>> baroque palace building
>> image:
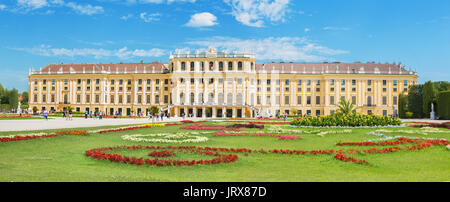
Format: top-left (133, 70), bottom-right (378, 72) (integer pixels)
top-left (28, 48), bottom-right (418, 118)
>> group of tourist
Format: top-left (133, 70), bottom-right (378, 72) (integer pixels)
top-left (84, 110), bottom-right (104, 120)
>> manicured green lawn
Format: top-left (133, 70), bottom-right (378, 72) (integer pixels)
top-left (0, 122), bottom-right (449, 182)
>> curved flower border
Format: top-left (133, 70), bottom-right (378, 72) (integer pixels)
top-left (122, 133), bottom-right (208, 144)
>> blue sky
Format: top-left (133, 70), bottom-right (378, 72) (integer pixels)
top-left (0, 0), bottom-right (449, 92)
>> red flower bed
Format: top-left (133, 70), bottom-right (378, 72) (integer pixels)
top-left (0, 134), bottom-right (62, 142)
top-left (97, 126), bottom-right (151, 134)
top-left (1, 129), bottom-right (90, 143)
top-left (85, 145), bottom-right (240, 167)
top-left (148, 150), bottom-right (177, 158)
top-left (226, 123), bottom-right (264, 129)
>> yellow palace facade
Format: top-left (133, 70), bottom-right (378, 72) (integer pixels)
top-left (28, 48), bottom-right (418, 118)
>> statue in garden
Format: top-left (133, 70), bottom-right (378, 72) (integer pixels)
top-left (430, 102), bottom-right (435, 120)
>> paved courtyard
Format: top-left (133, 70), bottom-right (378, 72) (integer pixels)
top-left (0, 117), bottom-right (206, 132)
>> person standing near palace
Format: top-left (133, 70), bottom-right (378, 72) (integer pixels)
top-left (43, 109), bottom-right (48, 120)
top-left (68, 109), bottom-right (73, 121)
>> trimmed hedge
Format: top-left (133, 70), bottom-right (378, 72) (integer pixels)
top-left (437, 91), bottom-right (450, 120)
top-left (290, 114), bottom-right (402, 127)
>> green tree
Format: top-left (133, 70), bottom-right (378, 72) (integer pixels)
top-left (398, 93), bottom-right (408, 118)
top-left (407, 84), bottom-right (423, 118)
top-left (21, 91), bottom-right (29, 105)
top-left (422, 81), bottom-right (436, 117)
top-left (8, 88), bottom-right (19, 110)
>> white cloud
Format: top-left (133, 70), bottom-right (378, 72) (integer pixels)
top-left (185, 36), bottom-right (348, 62)
top-left (66, 2), bottom-right (104, 15)
top-left (0, 4), bottom-right (7, 10)
top-left (304, 28), bottom-right (310, 33)
top-left (185, 12), bottom-right (218, 27)
top-left (224, 0), bottom-right (290, 27)
top-left (140, 12), bottom-right (161, 22)
top-left (120, 14), bottom-right (133, 20)
top-left (17, 0), bottom-right (48, 10)
top-left (13, 0), bottom-right (103, 15)
top-left (323, 26), bottom-right (351, 31)
top-left (11, 44), bottom-right (166, 59)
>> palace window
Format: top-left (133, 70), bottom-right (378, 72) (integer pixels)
top-left (209, 62), bottom-right (214, 71)
top-left (316, 96), bottom-right (320, 105)
top-left (383, 80), bottom-right (387, 85)
top-left (352, 80), bottom-right (356, 85)
top-left (341, 79), bottom-right (345, 85)
top-left (138, 79), bottom-right (142, 85)
top-left (181, 62), bottom-right (186, 71)
top-left (330, 96), bottom-right (335, 105)
top-left (238, 62), bottom-right (243, 70)
top-left (307, 80), bottom-right (311, 85)
top-left (368, 80), bottom-right (372, 85)
top-left (306, 96), bottom-right (311, 105)
top-left (316, 80), bottom-right (320, 85)
top-left (228, 62), bottom-right (233, 71)
top-left (190, 62), bottom-right (195, 71)
top-left (219, 62), bottom-right (223, 71)
top-left (297, 80), bottom-right (302, 85)
top-left (393, 80), bottom-right (398, 86)
top-left (393, 96), bottom-right (398, 105)
top-left (330, 79), bottom-right (335, 85)
top-left (285, 96), bottom-right (289, 105)
top-left (297, 96), bottom-right (302, 105)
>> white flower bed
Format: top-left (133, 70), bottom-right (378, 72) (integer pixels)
top-left (365, 131), bottom-right (447, 142)
top-left (229, 125), bottom-right (352, 137)
top-left (122, 133), bottom-right (208, 144)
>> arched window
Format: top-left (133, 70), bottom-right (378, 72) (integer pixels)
top-left (200, 62), bottom-right (204, 71)
top-left (219, 62), bottom-right (223, 71)
top-left (238, 61), bottom-right (243, 70)
top-left (198, 93), bottom-right (203, 104)
top-left (237, 93), bottom-right (243, 105)
top-left (190, 62), bottom-right (195, 71)
top-left (190, 93), bottom-right (195, 105)
top-left (218, 93), bottom-right (224, 104)
top-left (181, 62), bottom-right (186, 71)
top-left (251, 62), bottom-right (254, 71)
top-left (227, 93), bottom-right (233, 105)
top-left (228, 62), bottom-right (233, 71)
top-left (180, 93), bottom-right (185, 105)
top-left (209, 62), bottom-right (214, 71)
top-left (208, 93), bottom-right (214, 104)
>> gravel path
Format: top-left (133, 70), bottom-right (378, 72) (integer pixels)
top-left (0, 117), bottom-right (205, 132)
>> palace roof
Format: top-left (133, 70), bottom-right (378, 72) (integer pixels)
top-left (255, 62), bottom-right (416, 75)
